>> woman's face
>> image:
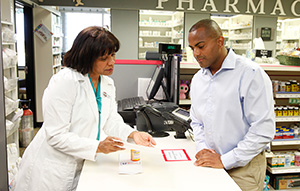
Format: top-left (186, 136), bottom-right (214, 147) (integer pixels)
top-left (92, 52), bottom-right (115, 76)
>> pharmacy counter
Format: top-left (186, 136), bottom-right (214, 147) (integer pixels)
top-left (76, 132), bottom-right (241, 191)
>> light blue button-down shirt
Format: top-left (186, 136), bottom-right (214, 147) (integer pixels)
top-left (190, 49), bottom-right (275, 170)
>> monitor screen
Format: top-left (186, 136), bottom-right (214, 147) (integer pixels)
top-left (146, 65), bottom-right (166, 101)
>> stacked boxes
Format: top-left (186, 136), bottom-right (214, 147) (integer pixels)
top-left (272, 80), bottom-right (300, 93)
top-left (274, 125), bottom-right (300, 140)
top-left (267, 151), bottom-right (300, 168)
top-left (275, 106), bottom-right (299, 117)
top-left (267, 172), bottom-right (300, 190)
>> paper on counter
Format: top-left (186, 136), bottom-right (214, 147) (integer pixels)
top-left (161, 149), bottom-right (191, 162)
top-left (119, 151), bottom-right (143, 175)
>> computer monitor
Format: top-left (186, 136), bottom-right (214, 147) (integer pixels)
top-left (146, 65), bottom-right (169, 101)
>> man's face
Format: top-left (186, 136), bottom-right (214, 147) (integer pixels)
top-left (188, 27), bottom-right (221, 69)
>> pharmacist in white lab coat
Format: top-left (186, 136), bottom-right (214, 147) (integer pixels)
top-left (14, 26), bottom-right (156, 191)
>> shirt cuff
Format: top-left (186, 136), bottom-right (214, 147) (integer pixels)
top-left (196, 142), bottom-right (208, 152)
top-left (221, 150), bottom-right (237, 170)
top-left (89, 140), bottom-right (100, 161)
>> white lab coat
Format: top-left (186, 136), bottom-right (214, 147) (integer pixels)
top-left (14, 68), bottom-right (135, 191)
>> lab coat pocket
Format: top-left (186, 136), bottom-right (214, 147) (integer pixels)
top-left (39, 158), bottom-right (76, 191)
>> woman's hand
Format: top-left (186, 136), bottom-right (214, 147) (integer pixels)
top-left (96, 136), bottom-right (125, 154)
top-left (129, 131), bottom-right (156, 147)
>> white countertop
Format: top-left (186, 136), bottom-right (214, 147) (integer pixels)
top-left (76, 132), bottom-right (241, 191)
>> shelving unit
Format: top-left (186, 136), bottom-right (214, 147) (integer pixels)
top-left (267, 69), bottom-right (300, 184)
top-left (1, 0), bottom-right (20, 154)
top-left (138, 10), bottom-right (183, 59)
top-left (212, 15), bottom-right (253, 55)
top-left (178, 63), bottom-right (300, 106)
top-left (33, 6), bottom-right (62, 123)
top-left (211, 16), bottom-right (230, 48)
top-left (228, 15), bottom-right (253, 55)
top-left (277, 18), bottom-right (300, 52)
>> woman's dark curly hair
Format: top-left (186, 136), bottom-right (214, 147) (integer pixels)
top-left (63, 26), bottom-right (120, 75)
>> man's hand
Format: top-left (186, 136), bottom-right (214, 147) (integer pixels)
top-left (129, 131), bottom-right (156, 147)
top-left (194, 149), bottom-right (224, 168)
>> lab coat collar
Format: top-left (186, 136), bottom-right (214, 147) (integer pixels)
top-left (81, 73), bottom-right (114, 131)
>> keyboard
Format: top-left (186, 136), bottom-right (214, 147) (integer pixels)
top-left (118, 96), bottom-right (146, 111)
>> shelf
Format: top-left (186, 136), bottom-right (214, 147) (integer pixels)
top-left (180, 62), bottom-right (200, 69)
top-left (140, 35), bottom-right (171, 38)
top-left (173, 23), bottom-right (183, 28)
top-left (231, 47), bottom-right (249, 50)
top-left (140, 24), bottom-right (172, 28)
top-left (260, 64), bottom-right (300, 72)
top-left (229, 37), bottom-right (252, 40)
top-left (6, 120), bottom-right (19, 138)
top-left (275, 93), bottom-right (300, 98)
top-left (180, 63), bottom-right (300, 72)
top-left (282, 38), bottom-right (299, 41)
top-left (139, 46), bottom-right (158, 49)
top-left (52, 64), bottom-right (61, 68)
top-left (1, 21), bottom-right (13, 25)
top-left (53, 52), bottom-right (61, 55)
top-left (172, 37), bottom-right (182, 40)
top-left (2, 42), bottom-right (15, 45)
top-left (230, 26), bottom-right (252, 30)
top-left (179, 99), bottom-right (191, 105)
top-left (275, 117), bottom-right (300, 122)
top-left (272, 138), bottom-right (300, 146)
top-left (267, 166), bottom-right (300, 174)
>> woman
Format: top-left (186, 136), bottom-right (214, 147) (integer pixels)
top-left (15, 26), bottom-right (156, 191)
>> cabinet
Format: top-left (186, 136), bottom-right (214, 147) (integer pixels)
top-left (33, 6), bottom-right (62, 123)
top-left (1, 0), bottom-right (20, 155)
top-left (138, 10), bottom-right (183, 59)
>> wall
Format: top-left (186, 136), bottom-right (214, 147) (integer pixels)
top-left (111, 9), bottom-right (138, 59)
top-left (253, 15), bottom-right (277, 57)
top-left (36, 0), bottom-right (300, 18)
top-left (184, 12), bottom-right (210, 48)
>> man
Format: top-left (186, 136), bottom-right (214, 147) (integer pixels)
top-left (188, 19), bottom-right (275, 191)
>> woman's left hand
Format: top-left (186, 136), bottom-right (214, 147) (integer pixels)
top-left (129, 131), bottom-right (156, 147)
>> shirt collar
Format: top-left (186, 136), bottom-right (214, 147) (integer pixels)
top-left (201, 49), bottom-right (237, 75)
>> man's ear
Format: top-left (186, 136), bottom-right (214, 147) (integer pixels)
top-left (217, 36), bottom-right (225, 47)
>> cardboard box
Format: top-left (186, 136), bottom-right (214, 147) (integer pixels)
top-left (268, 172), bottom-right (300, 190)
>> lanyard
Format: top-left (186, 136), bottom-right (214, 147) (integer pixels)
top-left (88, 74), bottom-right (102, 140)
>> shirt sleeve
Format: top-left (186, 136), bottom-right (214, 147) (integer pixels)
top-left (221, 67), bottom-right (275, 169)
top-left (190, 78), bottom-right (209, 152)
